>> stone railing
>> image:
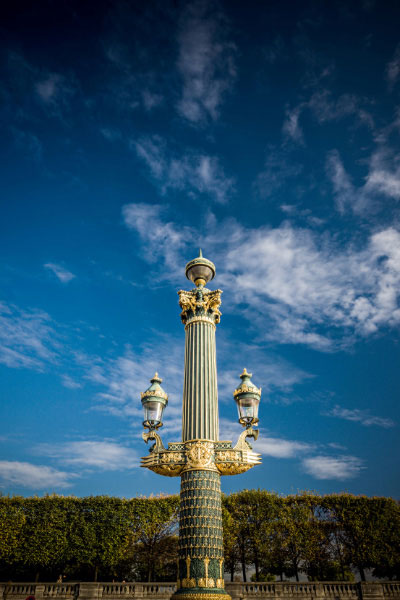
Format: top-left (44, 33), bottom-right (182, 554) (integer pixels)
top-left (0, 582), bottom-right (399, 600)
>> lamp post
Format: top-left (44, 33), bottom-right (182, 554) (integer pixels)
top-left (141, 251), bottom-right (261, 600)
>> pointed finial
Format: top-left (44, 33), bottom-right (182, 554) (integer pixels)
top-left (151, 372), bottom-right (162, 383)
top-left (199, 248), bottom-right (203, 257)
top-left (240, 367), bottom-right (252, 379)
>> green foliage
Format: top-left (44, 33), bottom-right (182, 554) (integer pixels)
top-left (0, 491), bottom-right (398, 582)
top-left (222, 491), bottom-right (400, 582)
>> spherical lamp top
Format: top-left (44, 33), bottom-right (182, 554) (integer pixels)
top-left (185, 249), bottom-right (216, 287)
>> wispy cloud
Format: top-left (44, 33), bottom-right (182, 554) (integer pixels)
top-left (302, 455), bottom-right (364, 480)
top-left (255, 148), bottom-right (303, 198)
top-left (256, 436), bottom-right (314, 459)
top-left (122, 206), bottom-right (400, 350)
top-left (82, 340), bottom-right (185, 437)
top-left (327, 146), bottom-right (400, 214)
top-left (385, 44), bottom-right (400, 89)
top-left (282, 106), bottom-right (304, 144)
top-left (0, 460), bottom-right (74, 489)
top-left (61, 375), bottom-right (82, 389)
top-left (0, 301), bottom-right (59, 370)
top-left (219, 419), bottom-right (313, 458)
top-left (35, 73), bottom-right (75, 111)
top-left (37, 441), bottom-right (138, 470)
top-left (176, 0), bottom-right (236, 124)
top-left (6, 51), bottom-right (76, 121)
top-left (283, 90), bottom-right (373, 145)
top-left (222, 223), bottom-right (400, 348)
top-left (132, 136), bottom-right (235, 204)
top-left (44, 263), bottom-right (76, 283)
top-left (220, 420), bottom-right (362, 479)
top-left (122, 203), bottom-right (192, 279)
top-left (326, 405), bottom-right (395, 428)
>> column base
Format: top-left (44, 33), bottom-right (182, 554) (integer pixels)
top-left (171, 593), bottom-right (231, 600)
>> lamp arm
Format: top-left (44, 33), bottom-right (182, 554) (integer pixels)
top-left (142, 430), bottom-right (165, 453)
top-left (233, 426), bottom-right (259, 451)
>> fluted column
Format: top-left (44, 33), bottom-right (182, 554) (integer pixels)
top-left (182, 318), bottom-right (219, 441)
top-left (173, 283), bottom-right (229, 600)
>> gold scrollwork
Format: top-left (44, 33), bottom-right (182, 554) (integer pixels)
top-left (171, 594), bottom-right (231, 600)
top-left (185, 441), bottom-right (214, 470)
top-left (233, 384), bottom-right (261, 397)
top-left (178, 289), bottom-right (222, 325)
top-left (141, 389), bottom-right (169, 400)
top-left (182, 578), bottom-right (196, 588)
top-left (198, 557), bottom-right (215, 588)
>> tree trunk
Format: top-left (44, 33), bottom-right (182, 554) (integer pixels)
top-left (35, 572), bottom-right (40, 583)
top-left (254, 549), bottom-right (259, 580)
top-left (359, 566), bottom-right (366, 582)
top-left (241, 550), bottom-right (246, 582)
top-left (334, 532), bottom-right (346, 581)
top-left (280, 572), bottom-right (283, 582)
top-left (230, 563), bottom-right (234, 582)
top-left (94, 565), bottom-right (98, 582)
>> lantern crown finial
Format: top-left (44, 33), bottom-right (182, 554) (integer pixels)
top-left (151, 372), bottom-right (162, 384)
top-left (240, 367), bottom-right (252, 380)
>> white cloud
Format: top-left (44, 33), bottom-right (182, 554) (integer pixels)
top-left (44, 263), bottom-right (76, 283)
top-left (35, 74), bottom-right (64, 103)
top-left (222, 223), bottom-right (400, 348)
top-left (385, 44), bottom-right (400, 89)
top-left (141, 89), bottom-right (163, 111)
top-left (282, 106), bottom-right (304, 143)
top-left (327, 146), bottom-right (400, 214)
top-left (133, 136), bottom-right (234, 204)
top-left (37, 441), bottom-right (138, 470)
top-left (255, 148), bottom-right (303, 198)
top-left (0, 301), bottom-right (59, 370)
top-left (283, 90), bottom-right (373, 144)
top-left (83, 341), bottom-right (185, 437)
top-left (364, 148), bottom-right (400, 200)
top-left (176, 0), bottom-right (236, 123)
top-left (61, 375), bottom-right (82, 389)
top-left (256, 436), bottom-right (314, 459)
top-left (0, 460), bottom-right (73, 489)
top-left (302, 455), bottom-right (364, 480)
top-left (122, 206), bottom-right (400, 349)
top-left (327, 405), bottom-right (395, 428)
top-left (122, 203), bottom-right (192, 279)
top-left (326, 150), bottom-right (364, 214)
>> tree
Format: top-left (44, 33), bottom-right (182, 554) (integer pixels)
top-left (128, 495), bottom-right (179, 582)
top-left (0, 497), bottom-right (25, 578)
top-left (321, 494), bottom-right (392, 581)
top-left (66, 496), bottom-right (134, 581)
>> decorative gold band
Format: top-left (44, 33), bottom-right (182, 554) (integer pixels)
top-left (185, 316), bottom-right (216, 329)
top-left (172, 594), bottom-right (231, 600)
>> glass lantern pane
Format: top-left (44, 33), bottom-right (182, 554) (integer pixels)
top-left (144, 400), bottom-right (164, 424)
top-left (236, 396), bottom-right (259, 422)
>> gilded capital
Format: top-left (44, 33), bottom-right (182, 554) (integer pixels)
top-left (178, 287), bottom-right (222, 325)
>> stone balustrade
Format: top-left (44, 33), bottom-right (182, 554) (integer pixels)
top-left (0, 582), bottom-right (399, 600)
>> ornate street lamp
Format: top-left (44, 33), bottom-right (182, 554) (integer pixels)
top-left (141, 251), bottom-right (261, 600)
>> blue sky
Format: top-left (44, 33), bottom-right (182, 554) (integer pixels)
top-left (1, 0), bottom-right (400, 498)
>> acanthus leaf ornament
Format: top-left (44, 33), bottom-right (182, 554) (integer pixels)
top-left (178, 288), bottom-right (222, 325)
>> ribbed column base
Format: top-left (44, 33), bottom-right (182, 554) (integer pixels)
top-left (173, 470), bottom-right (228, 600)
